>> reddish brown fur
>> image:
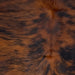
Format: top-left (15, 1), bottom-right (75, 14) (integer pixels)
top-left (0, 0), bottom-right (75, 75)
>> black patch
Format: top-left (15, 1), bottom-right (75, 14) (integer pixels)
top-left (59, 46), bottom-right (73, 61)
top-left (28, 54), bottom-right (42, 59)
top-left (0, 37), bottom-right (11, 40)
top-left (24, 59), bottom-right (30, 62)
top-left (0, 9), bottom-right (20, 13)
top-left (56, 62), bottom-right (67, 74)
top-left (14, 50), bottom-right (19, 54)
top-left (57, 11), bottom-right (72, 18)
top-left (67, 73), bottom-right (75, 75)
top-left (58, 40), bottom-right (64, 44)
top-left (33, 38), bottom-right (46, 43)
top-left (67, 30), bottom-right (75, 39)
top-left (40, 13), bottom-right (47, 18)
top-left (28, 46), bottom-right (44, 55)
top-left (63, 0), bottom-right (68, 3)
top-left (0, 61), bottom-right (14, 74)
top-left (57, 22), bottom-right (64, 25)
top-left (19, 21), bottom-right (27, 27)
top-left (28, 46), bottom-right (44, 59)
top-left (29, 27), bottom-right (38, 34)
top-left (33, 18), bottom-right (42, 23)
top-left (37, 55), bottom-right (46, 64)
top-left (33, 13), bottom-right (47, 23)
top-left (44, 64), bottom-right (50, 75)
top-left (29, 42), bottom-right (39, 49)
top-left (29, 38), bottom-right (46, 49)
top-left (25, 27), bottom-right (38, 35)
top-left (67, 65), bottom-right (75, 71)
top-left (71, 47), bottom-right (75, 61)
top-left (67, 4), bottom-right (75, 10)
top-left (67, 20), bottom-right (75, 25)
top-left (24, 69), bottom-right (30, 72)
top-left (0, 18), bottom-right (3, 20)
top-left (0, 66), bottom-right (12, 72)
top-left (14, 39), bottom-right (25, 46)
top-left (0, 66), bottom-right (13, 75)
top-left (33, 13), bottom-right (48, 24)
top-left (0, 28), bottom-right (12, 35)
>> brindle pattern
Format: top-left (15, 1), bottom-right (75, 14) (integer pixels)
top-left (0, 0), bottom-right (75, 75)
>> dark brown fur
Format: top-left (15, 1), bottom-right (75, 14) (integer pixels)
top-left (0, 0), bottom-right (75, 75)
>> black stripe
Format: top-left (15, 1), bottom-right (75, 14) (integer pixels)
top-left (67, 20), bottom-right (75, 25)
top-left (0, 37), bottom-right (11, 40)
top-left (33, 18), bottom-right (42, 23)
top-left (29, 38), bottom-right (46, 49)
top-left (28, 46), bottom-right (44, 57)
top-left (0, 28), bottom-right (12, 35)
top-left (25, 27), bottom-right (38, 35)
top-left (44, 64), bottom-right (50, 75)
top-left (57, 11), bottom-right (72, 18)
top-left (67, 4), bottom-right (75, 10)
top-left (40, 13), bottom-right (47, 19)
